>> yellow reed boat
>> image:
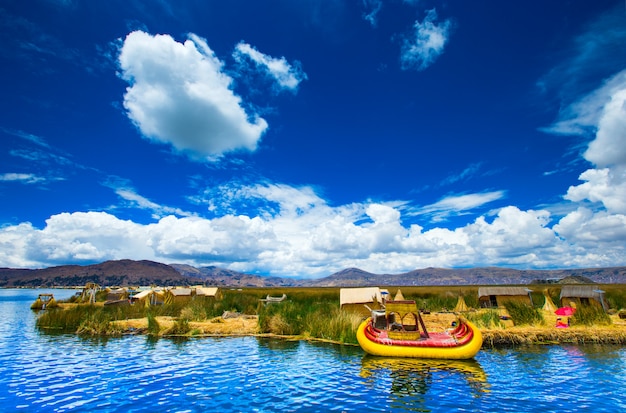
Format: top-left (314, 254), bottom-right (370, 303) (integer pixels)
top-left (357, 300), bottom-right (482, 360)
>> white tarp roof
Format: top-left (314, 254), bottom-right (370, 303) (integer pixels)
top-left (340, 287), bottom-right (382, 307)
top-left (196, 287), bottom-right (219, 297)
top-left (132, 290), bottom-right (153, 300)
top-left (478, 287), bottom-right (532, 298)
top-left (168, 288), bottom-right (192, 296)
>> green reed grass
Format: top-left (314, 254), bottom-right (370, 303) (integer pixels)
top-left (36, 304), bottom-right (121, 335)
top-left (605, 289), bottom-right (626, 310)
top-left (503, 301), bottom-right (545, 326)
top-left (165, 317), bottom-right (191, 336)
top-left (257, 293), bottom-right (360, 344)
top-left (259, 301), bottom-right (306, 336)
top-left (35, 290), bottom-right (259, 337)
top-left (76, 311), bottom-right (123, 336)
top-left (147, 312), bottom-right (160, 336)
top-left (416, 295), bottom-right (458, 312)
top-left (304, 307), bottom-right (362, 343)
top-left (36, 305), bottom-right (98, 332)
top-left (466, 310), bottom-right (504, 329)
top-left (37, 302), bottom-right (148, 334)
top-left (571, 305), bottom-right (612, 326)
top-left (462, 294), bottom-right (480, 309)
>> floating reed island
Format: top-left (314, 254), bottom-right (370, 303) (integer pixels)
top-left (33, 285), bottom-right (626, 347)
top-left (481, 324), bottom-right (626, 346)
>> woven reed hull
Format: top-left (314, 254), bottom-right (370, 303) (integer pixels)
top-left (357, 318), bottom-right (483, 360)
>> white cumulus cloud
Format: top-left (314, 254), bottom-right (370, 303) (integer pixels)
top-left (584, 80), bottom-right (626, 168)
top-left (233, 42), bottom-right (307, 92)
top-left (118, 31), bottom-right (268, 161)
top-left (362, 0), bottom-right (383, 27)
top-left (554, 71), bottom-right (626, 215)
top-left (410, 191), bottom-right (505, 222)
top-left (400, 8), bottom-right (452, 71)
top-left (22, 212), bottom-right (155, 266)
top-left (1, 179), bottom-right (623, 277)
top-left (565, 167), bottom-right (626, 214)
top-left (546, 72), bottom-right (626, 263)
top-left (0, 173), bottom-right (45, 184)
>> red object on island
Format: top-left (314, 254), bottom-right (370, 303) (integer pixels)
top-left (555, 307), bottom-right (576, 316)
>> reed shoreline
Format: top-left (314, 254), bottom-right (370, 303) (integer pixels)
top-left (106, 312), bottom-right (626, 348)
top-left (480, 325), bottom-right (626, 346)
top-left (34, 285), bottom-right (626, 349)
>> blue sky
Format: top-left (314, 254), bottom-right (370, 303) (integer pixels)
top-left (1, 0), bottom-right (625, 278)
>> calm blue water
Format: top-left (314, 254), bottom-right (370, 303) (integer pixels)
top-left (1, 289), bottom-right (625, 412)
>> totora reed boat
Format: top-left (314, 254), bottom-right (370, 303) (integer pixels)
top-left (357, 300), bottom-right (482, 360)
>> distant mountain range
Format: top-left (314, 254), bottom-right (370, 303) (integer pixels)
top-left (0, 260), bottom-right (193, 288)
top-left (1, 260), bottom-right (625, 288)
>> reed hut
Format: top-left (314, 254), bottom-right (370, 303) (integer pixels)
top-left (164, 288), bottom-right (193, 305)
top-left (106, 288), bottom-right (129, 302)
top-left (478, 287), bottom-right (533, 308)
top-left (131, 289), bottom-right (165, 307)
top-left (104, 287), bottom-right (130, 307)
top-left (195, 287), bottom-right (222, 300)
top-left (559, 285), bottom-right (608, 311)
top-left (340, 287), bottom-right (386, 316)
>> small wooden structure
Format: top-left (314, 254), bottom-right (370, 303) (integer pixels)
top-left (383, 300), bottom-right (429, 340)
top-left (559, 285), bottom-right (608, 311)
top-left (478, 287), bottom-right (533, 308)
top-left (79, 283), bottom-right (100, 304)
top-left (30, 293), bottom-right (57, 310)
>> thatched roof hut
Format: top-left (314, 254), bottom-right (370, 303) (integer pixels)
top-left (164, 288), bottom-right (193, 304)
top-left (559, 285), bottom-right (608, 311)
top-left (106, 288), bottom-right (129, 302)
top-left (131, 289), bottom-right (165, 307)
top-left (195, 287), bottom-right (222, 300)
top-left (478, 286), bottom-right (533, 308)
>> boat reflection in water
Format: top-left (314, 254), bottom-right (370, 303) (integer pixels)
top-left (360, 356), bottom-right (490, 408)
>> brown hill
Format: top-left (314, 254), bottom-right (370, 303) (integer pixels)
top-left (170, 264), bottom-right (295, 287)
top-left (0, 259), bottom-right (198, 287)
top-left (306, 266), bottom-right (626, 286)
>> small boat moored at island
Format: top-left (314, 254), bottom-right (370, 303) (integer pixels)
top-left (357, 300), bottom-right (482, 360)
top-left (260, 293), bottom-right (287, 303)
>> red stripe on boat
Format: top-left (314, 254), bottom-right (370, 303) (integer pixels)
top-left (363, 321), bottom-right (475, 348)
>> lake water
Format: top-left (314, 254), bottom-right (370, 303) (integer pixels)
top-left (1, 289), bottom-right (625, 412)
